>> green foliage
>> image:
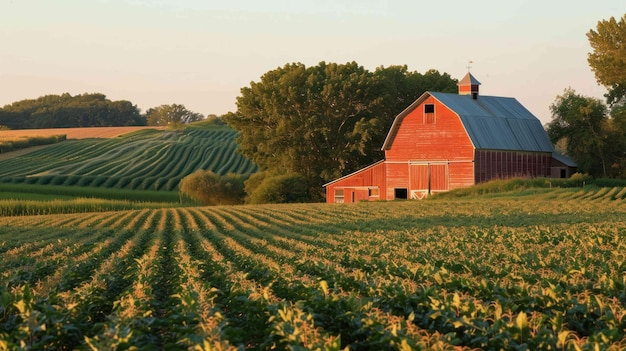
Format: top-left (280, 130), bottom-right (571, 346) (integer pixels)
top-left (547, 88), bottom-right (612, 176)
top-left (0, 93), bottom-right (145, 129)
top-left (179, 170), bottom-right (246, 205)
top-left (0, 183), bottom-right (180, 202)
top-left (587, 14), bottom-right (626, 106)
top-left (247, 173), bottom-right (310, 204)
top-left (435, 174), bottom-right (626, 198)
top-left (145, 104), bottom-right (204, 126)
top-left (190, 114), bottom-right (227, 127)
top-left (225, 61), bottom-right (457, 200)
top-left (0, 197), bottom-right (171, 216)
top-left (243, 172), bottom-right (267, 202)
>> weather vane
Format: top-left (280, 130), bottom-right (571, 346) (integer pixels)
top-left (467, 60), bottom-right (473, 72)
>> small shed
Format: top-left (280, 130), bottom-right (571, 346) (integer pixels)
top-left (324, 72), bottom-right (576, 203)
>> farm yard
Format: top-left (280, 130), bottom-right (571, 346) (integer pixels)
top-left (1, 187), bottom-right (625, 350)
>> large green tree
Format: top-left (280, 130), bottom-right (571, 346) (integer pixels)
top-left (145, 104), bottom-right (204, 126)
top-left (224, 61), bottom-right (457, 200)
top-left (587, 14), bottom-right (626, 105)
top-left (547, 88), bottom-right (610, 176)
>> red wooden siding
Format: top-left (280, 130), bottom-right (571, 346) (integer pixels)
top-left (474, 150), bottom-right (552, 183)
top-left (385, 162), bottom-right (409, 200)
top-left (325, 161), bottom-right (386, 203)
top-left (448, 162), bottom-right (475, 190)
top-left (429, 164), bottom-right (448, 191)
top-left (385, 97), bottom-right (474, 163)
top-left (409, 164), bottom-right (428, 191)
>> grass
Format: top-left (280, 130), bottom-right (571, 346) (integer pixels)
top-left (433, 175), bottom-right (626, 198)
top-left (0, 183), bottom-right (180, 203)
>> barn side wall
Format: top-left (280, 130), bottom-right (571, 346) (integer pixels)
top-left (325, 162), bottom-right (387, 203)
top-left (474, 150), bottom-right (552, 183)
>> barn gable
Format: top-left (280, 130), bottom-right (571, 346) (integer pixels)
top-left (383, 92), bottom-right (554, 153)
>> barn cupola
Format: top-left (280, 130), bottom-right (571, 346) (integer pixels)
top-left (457, 71), bottom-right (481, 99)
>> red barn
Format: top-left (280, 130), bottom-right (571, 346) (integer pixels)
top-left (324, 72), bottom-right (575, 203)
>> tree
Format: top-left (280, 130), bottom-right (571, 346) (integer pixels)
top-left (224, 61), bottom-right (457, 200)
top-left (606, 103), bottom-right (626, 177)
top-left (546, 88), bottom-right (610, 176)
top-left (145, 104), bottom-right (204, 126)
top-left (0, 93), bottom-right (144, 129)
top-left (587, 14), bottom-right (626, 105)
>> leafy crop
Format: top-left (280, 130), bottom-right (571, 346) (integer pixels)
top-left (0, 188), bottom-right (625, 349)
top-left (0, 125), bottom-right (257, 191)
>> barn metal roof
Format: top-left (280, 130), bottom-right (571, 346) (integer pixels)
top-left (382, 92), bottom-right (555, 152)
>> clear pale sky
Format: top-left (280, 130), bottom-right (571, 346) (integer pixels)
top-left (1, 0), bottom-right (623, 125)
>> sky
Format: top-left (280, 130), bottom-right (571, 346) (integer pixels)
top-left (0, 0), bottom-right (623, 125)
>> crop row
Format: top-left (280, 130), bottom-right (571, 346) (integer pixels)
top-left (1, 194), bottom-right (625, 349)
top-left (0, 126), bottom-right (258, 190)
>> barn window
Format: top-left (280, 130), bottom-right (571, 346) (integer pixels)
top-left (368, 188), bottom-right (379, 197)
top-left (334, 189), bottom-right (344, 203)
top-left (424, 104), bottom-right (435, 124)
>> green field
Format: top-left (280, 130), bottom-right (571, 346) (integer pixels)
top-left (0, 125), bottom-right (257, 191)
top-left (1, 187), bottom-right (625, 350)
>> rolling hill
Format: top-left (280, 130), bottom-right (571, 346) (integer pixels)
top-left (0, 125), bottom-right (257, 191)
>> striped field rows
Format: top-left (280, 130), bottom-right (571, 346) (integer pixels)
top-left (0, 126), bottom-right (258, 191)
top-left (1, 191), bottom-right (625, 349)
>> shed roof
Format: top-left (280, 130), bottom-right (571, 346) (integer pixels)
top-left (382, 92), bottom-right (554, 152)
top-left (551, 152), bottom-right (577, 167)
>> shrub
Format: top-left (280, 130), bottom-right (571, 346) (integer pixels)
top-left (247, 173), bottom-right (310, 204)
top-left (244, 172), bottom-right (267, 202)
top-left (179, 170), bottom-right (246, 205)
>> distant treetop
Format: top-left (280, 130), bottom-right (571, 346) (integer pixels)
top-left (0, 93), bottom-right (145, 129)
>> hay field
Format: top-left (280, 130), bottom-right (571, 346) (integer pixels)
top-left (0, 126), bottom-right (166, 140)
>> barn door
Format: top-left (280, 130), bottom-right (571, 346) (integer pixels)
top-left (429, 164), bottom-right (449, 192)
top-left (409, 164), bottom-right (429, 199)
top-left (409, 163), bottom-right (449, 199)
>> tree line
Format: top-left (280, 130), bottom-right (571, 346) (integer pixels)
top-left (0, 93), bottom-right (204, 129)
top-left (546, 14), bottom-right (626, 179)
